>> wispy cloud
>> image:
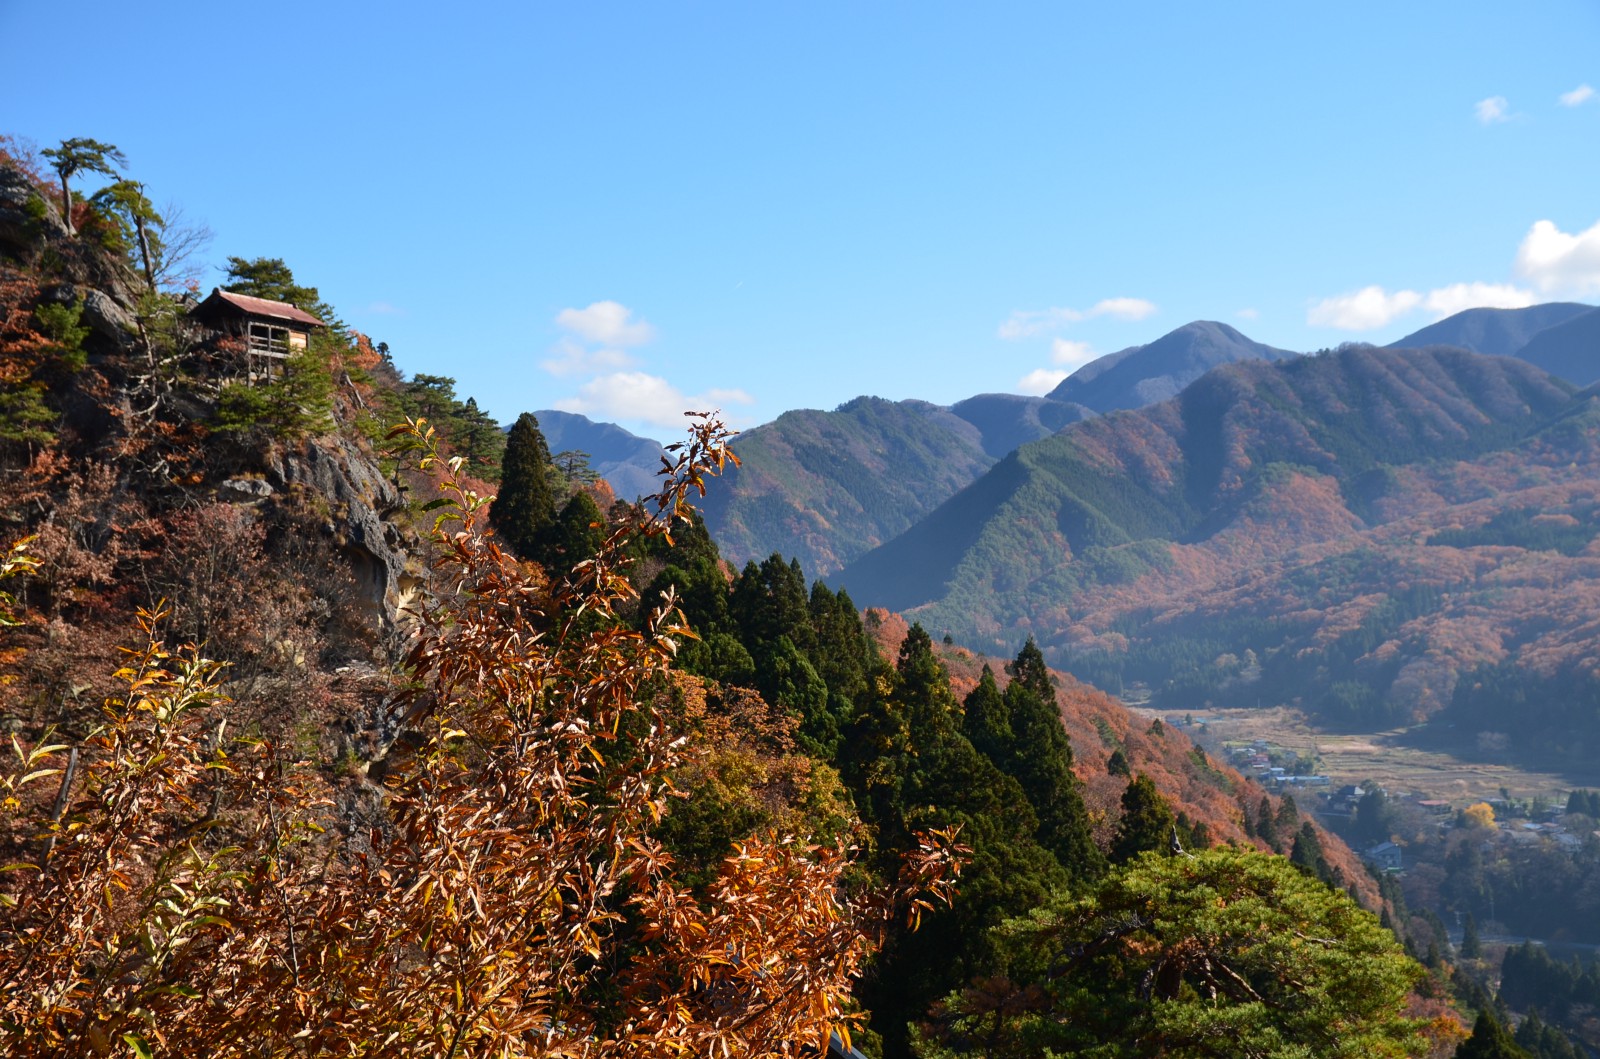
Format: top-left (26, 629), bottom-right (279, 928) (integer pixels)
top-left (1475, 95), bottom-right (1511, 124)
top-left (1017, 368), bottom-right (1070, 395)
top-left (540, 337), bottom-right (638, 378)
top-left (1308, 281), bottom-right (1534, 331)
top-left (555, 301), bottom-right (656, 346)
top-left (364, 300), bottom-right (405, 316)
top-left (555, 372), bottom-right (754, 428)
top-left (1235, 308), bottom-right (1259, 321)
top-left (544, 300), bottom-right (654, 377)
top-left (1559, 84), bottom-right (1595, 107)
top-left (1050, 338), bottom-right (1098, 370)
top-left (1515, 217), bottom-right (1600, 296)
top-left (998, 296), bottom-right (1157, 339)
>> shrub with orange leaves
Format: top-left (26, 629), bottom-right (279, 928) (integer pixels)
top-left (0, 414), bottom-right (961, 1057)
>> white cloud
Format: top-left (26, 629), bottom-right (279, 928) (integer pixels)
top-left (1559, 84), bottom-right (1595, 107)
top-left (1091, 296), bottom-right (1158, 321)
top-left (1308, 286), bottom-right (1424, 330)
top-left (1476, 96), bottom-right (1510, 124)
top-left (1236, 308), bottom-right (1259, 320)
top-left (999, 307), bottom-right (1082, 339)
top-left (364, 300), bottom-right (404, 316)
top-left (1422, 282), bottom-right (1535, 316)
top-left (1050, 338), bottom-right (1098, 370)
top-left (1514, 217), bottom-right (1600, 296)
top-left (540, 337), bottom-right (638, 378)
top-left (1017, 368), bottom-right (1070, 395)
top-left (998, 296), bottom-right (1157, 338)
top-left (555, 372), bottom-right (754, 428)
top-left (555, 300), bottom-right (656, 346)
top-left (1309, 280), bottom-right (1541, 331)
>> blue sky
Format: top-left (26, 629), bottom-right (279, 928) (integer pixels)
top-left (5, 2), bottom-right (1598, 442)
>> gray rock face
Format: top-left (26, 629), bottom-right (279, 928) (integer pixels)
top-left (77, 287), bottom-right (138, 348)
top-left (0, 164), bottom-right (68, 255)
top-left (221, 477), bottom-right (275, 500)
top-left (268, 436), bottom-right (422, 626)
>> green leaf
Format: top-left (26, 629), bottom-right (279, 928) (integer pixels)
top-left (122, 1032), bottom-right (154, 1059)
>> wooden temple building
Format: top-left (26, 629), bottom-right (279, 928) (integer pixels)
top-left (189, 288), bottom-right (325, 381)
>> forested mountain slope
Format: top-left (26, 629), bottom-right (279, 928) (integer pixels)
top-left (701, 321), bottom-right (1300, 575)
top-left (1388, 301), bottom-right (1593, 359)
top-left (1511, 305), bottom-right (1600, 386)
top-left (697, 396), bottom-right (1002, 576)
top-left (839, 346), bottom-right (1600, 762)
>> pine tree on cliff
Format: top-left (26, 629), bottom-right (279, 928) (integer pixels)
top-left (490, 412), bottom-right (557, 563)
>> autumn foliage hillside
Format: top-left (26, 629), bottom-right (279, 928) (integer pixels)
top-left (841, 343), bottom-right (1600, 767)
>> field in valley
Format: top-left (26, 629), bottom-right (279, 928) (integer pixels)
top-left (1134, 704), bottom-right (1600, 805)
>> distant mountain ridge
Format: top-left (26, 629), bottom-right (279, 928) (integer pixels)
top-left (835, 345), bottom-right (1600, 749)
top-left (1049, 320), bottom-right (1299, 412)
top-left (532, 409), bottom-right (665, 499)
top-left (1511, 306), bottom-right (1600, 386)
top-left (701, 320), bottom-right (1301, 575)
top-left (1388, 302), bottom-right (1593, 358)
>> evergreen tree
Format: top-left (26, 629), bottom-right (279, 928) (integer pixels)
top-left (961, 665), bottom-right (1011, 764)
top-left (1513, 1009), bottom-right (1583, 1059)
top-left (1111, 774), bottom-right (1177, 863)
top-left (1106, 747), bottom-right (1132, 777)
top-left (1455, 1011), bottom-right (1532, 1059)
top-left (925, 848), bottom-right (1426, 1059)
top-left (41, 137), bottom-right (124, 234)
top-left (542, 492), bottom-right (606, 575)
top-left (1355, 785), bottom-right (1393, 845)
top-left (994, 640), bottom-right (1102, 879)
top-left (1461, 912), bottom-right (1482, 960)
top-left (1290, 821), bottom-right (1332, 883)
top-left (489, 412), bottom-right (557, 563)
top-left (848, 625), bottom-right (1067, 1059)
top-left (1257, 794), bottom-right (1279, 849)
top-left (223, 256), bottom-right (339, 324)
top-left (1276, 792), bottom-right (1299, 834)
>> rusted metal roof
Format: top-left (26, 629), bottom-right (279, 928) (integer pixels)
top-left (193, 288), bottom-right (325, 327)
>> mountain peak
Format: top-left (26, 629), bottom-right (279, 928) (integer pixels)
top-left (1046, 319), bottom-right (1298, 412)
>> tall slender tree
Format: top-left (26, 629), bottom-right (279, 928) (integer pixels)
top-left (490, 412), bottom-right (556, 562)
top-left (995, 639), bottom-right (1103, 879)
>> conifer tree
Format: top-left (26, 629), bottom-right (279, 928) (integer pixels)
top-left (1460, 912), bottom-right (1482, 960)
top-left (849, 625), bottom-right (1066, 1059)
top-left (962, 665), bottom-right (1011, 764)
top-left (41, 137), bottom-right (124, 234)
top-left (490, 412), bottom-right (557, 562)
top-left (1111, 774), bottom-right (1177, 863)
top-left (543, 491), bottom-right (606, 574)
top-left (994, 640), bottom-right (1103, 879)
top-left (1258, 794), bottom-right (1280, 848)
top-left (1291, 820), bottom-right (1332, 882)
top-left (1455, 1011), bottom-right (1532, 1059)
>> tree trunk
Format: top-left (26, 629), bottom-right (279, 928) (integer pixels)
top-left (59, 175), bottom-right (73, 235)
top-left (134, 214), bottom-right (155, 289)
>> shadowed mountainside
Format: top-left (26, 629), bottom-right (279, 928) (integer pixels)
top-left (1388, 302), bottom-right (1593, 359)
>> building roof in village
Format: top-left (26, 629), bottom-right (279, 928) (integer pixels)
top-left (193, 288), bottom-right (326, 328)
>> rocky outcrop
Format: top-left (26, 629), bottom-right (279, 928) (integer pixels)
top-left (267, 436), bottom-right (425, 627)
